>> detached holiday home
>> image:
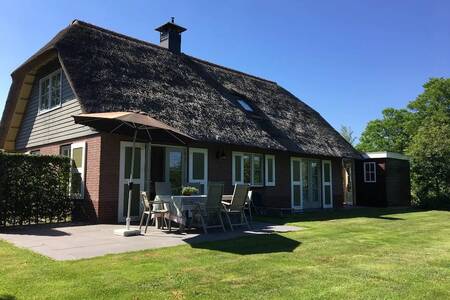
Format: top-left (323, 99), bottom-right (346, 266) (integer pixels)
top-left (0, 20), bottom-right (363, 223)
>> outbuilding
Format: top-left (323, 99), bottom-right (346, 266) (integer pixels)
top-left (356, 152), bottom-right (411, 207)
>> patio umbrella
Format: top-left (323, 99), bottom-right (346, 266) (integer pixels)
top-left (73, 111), bottom-right (194, 236)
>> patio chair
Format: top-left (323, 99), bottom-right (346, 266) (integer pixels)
top-left (139, 191), bottom-right (171, 233)
top-left (192, 182), bottom-right (226, 234)
top-left (244, 190), bottom-right (254, 222)
top-left (222, 184), bottom-right (251, 231)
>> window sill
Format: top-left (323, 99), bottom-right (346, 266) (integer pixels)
top-left (38, 104), bottom-right (62, 116)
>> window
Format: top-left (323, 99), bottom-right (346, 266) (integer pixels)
top-left (364, 162), bottom-right (376, 183)
top-left (39, 69), bottom-right (62, 112)
top-left (232, 152), bottom-right (263, 186)
top-left (265, 155), bottom-right (276, 186)
top-left (29, 150), bottom-right (40, 155)
top-left (237, 99), bottom-right (254, 112)
top-left (60, 144), bottom-right (71, 157)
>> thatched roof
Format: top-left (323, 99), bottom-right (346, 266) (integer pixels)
top-left (2, 20), bottom-right (361, 158)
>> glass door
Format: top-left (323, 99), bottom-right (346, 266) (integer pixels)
top-left (302, 160), bottom-right (322, 209)
top-left (118, 142), bottom-right (145, 222)
top-left (165, 147), bottom-right (186, 195)
top-left (188, 148), bottom-right (208, 194)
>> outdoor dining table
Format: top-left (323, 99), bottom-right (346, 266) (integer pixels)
top-left (154, 194), bottom-right (234, 232)
top-left (166, 195), bottom-right (207, 233)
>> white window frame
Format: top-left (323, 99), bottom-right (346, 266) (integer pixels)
top-left (232, 152), bottom-right (264, 186)
top-left (38, 69), bottom-right (62, 114)
top-left (265, 154), bottom-right (276, 186)
top-left (364, 162), bottom-right (377, 183)
top-left (188, 148), bottom-right (208, 192)
top-left (322, 160), bottom-right (333, 209)
top-left (70, 142), bottom-right (86, 199)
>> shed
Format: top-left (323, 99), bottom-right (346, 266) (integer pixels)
top-left (356, 152), bottom-right (411, 207)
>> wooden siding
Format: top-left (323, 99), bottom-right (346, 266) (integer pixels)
top-left (15, 67), bottom-right (96, 150)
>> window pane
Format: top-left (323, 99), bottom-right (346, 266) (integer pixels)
top-left (50, 72), bottom-right (61, 107)
top-left (267, 157), bottom-right (274, 183)
top-left (125, 147), bottom-right (141, 179)
top-left (311, 161), bottom-right (320, 202)
top-left (39, 78), bottom-right (50, 110)
top-left (234, 155), bottom-right (242, 182)
top-left (169, 151), bottom-right (182, 194)
top-left (72, 147), bottom-right (83, 169)
top-left (324, 186), bottom-right (331, 205)
top-left (243, 155), bottom-right (251, 183)
top-left (293, 185), bottom-right (301, 207)
top-left (324, 162), bottom-right (330, 182)
top-left (302, 161), bottom-right (309, 202)
top-left (60, 145), bottom-right (71, 157)
top-left (192, 152), bottom-right (205, 180)
top-left (293, 160), bottom-right (300, 182)
top-left (253, 155), bottom-right (262, 185)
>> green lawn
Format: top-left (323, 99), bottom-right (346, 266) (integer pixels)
top-left (1, 208), bottom-right (449, 300)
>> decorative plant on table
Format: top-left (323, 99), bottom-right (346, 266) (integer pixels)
top-left (181, 186), bottom-right (199, 196)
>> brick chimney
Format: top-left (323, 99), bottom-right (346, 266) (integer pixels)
top-left (155, 17), bottom-right (186, 54)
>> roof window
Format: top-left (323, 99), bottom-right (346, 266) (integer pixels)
top-left (237, 99), bottom-right (254, 112)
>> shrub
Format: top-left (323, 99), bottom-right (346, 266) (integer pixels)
top-left (0, 152), bottom-right (72, 227)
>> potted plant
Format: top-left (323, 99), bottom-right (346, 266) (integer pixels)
top-left (181, 186), bottom-right (199, 196)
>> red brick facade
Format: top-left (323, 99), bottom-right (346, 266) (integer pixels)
top-left (26, 135), bottom-right (348, 223)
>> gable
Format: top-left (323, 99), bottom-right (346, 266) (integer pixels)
top-left (15, 59), bottom-right (96, 150)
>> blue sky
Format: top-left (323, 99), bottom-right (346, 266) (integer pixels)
top-left (0, 0), bottom-right (449, 141)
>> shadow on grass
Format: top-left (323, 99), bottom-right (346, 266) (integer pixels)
top-left (256, 207), bottom-right (423, 225)
top-left (187, 233), bottom-right (301, 255)
top-left (0, 294), bottom-right (16, 300)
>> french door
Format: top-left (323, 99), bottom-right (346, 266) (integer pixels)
top-left (188, 148), bottom-right (208, 194)
top-left (291, 158), bottom-right (331, 209)
top-left (118, 142), bottom-right (145, 222)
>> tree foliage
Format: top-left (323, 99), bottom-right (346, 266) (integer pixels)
top-left (357, 78), bottom-right (450, 208)
top-left (340, 125), bottom-right (356, 146)
top-left (356, 108), bottom-right (413, 153)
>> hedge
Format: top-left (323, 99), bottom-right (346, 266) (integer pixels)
top-left (0, 152), bottom-right (72, 227)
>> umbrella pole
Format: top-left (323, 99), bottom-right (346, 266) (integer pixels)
top-left (126, 130), bottom-right (138, 230)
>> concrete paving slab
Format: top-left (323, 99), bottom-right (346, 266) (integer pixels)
top-left (0, 222), bottom-right (302, 260)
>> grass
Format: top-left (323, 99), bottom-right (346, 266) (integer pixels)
top-left (0, 208), bottom-right (449, 299)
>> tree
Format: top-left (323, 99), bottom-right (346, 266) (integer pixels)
top-left (356, 108), bottom-right (413, 153)
top-left (339, 125), bottom-right (356, 146)
top-left (407, 113), bottom-right (450, 208)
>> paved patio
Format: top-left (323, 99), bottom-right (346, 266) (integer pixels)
top-left (0, 222), bottom-right (301, 260)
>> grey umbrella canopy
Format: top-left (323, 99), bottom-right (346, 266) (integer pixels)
top-left (74, 112), bottom-right (194, 234)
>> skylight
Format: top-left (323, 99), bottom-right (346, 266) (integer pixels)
top-left (237, 99), bottom-right (254, 112)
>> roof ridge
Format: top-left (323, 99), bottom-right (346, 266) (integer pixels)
top-left (188, 56), bottom-right (277, 85)
top-left (71, 19), bottom-right (277, 85)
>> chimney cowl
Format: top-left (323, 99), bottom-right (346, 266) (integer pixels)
top-left (155, 18), bottom-right (186, 54)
